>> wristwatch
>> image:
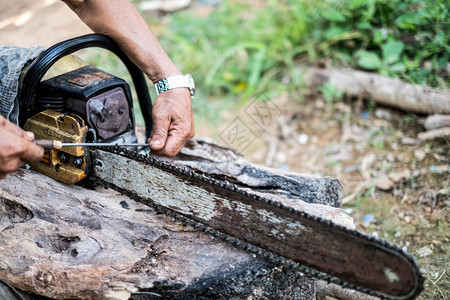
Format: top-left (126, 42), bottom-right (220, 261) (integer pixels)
top-left (154, 74), bottom-right (195, 98)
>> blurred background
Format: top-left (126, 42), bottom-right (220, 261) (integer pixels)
top-left (1, 0), bottom-right (449, 298)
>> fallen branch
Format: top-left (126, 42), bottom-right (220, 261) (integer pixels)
top-left (418, 127), bottom-right (450, 141)
top-left (424, 114), bottom-right (450, 130)
top-left (305, 67), bottom-right (450, 115)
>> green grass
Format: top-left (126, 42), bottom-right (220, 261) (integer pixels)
top-left (155, 0), bottom-right (449, 99)
top-left (82, 0), bottom-right (449, 125)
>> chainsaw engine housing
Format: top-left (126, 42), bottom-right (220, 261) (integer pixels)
top-left (35, 64), bottom-right (136, 144)
top-left (24, 62), bottom-right (138, 184)
top-left (18, 34), bottom-right (154, 184)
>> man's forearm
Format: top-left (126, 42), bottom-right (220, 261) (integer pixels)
top-left (62, 0), bottom-right (181, 83)
top-left (62, 0), bottom-right (195, 157)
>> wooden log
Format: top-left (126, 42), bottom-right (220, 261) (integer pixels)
top-left (0, 170), bottom-right (316, 299)
top-left (417, 127), bottom-right (450, 141)
top-left (0, 139), bottom-right (352, 299)
top-left (165, 138), bottom-right (347, 210)
top-left (305, 67), bottom-right (450, 115)
top-left (424, 114), bottom-right (450, 130)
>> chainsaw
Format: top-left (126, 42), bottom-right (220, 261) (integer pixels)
top-left (18, 34), bottom-right (424, 299)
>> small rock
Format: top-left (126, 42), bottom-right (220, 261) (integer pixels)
top-left (343, 165), bottom-right (360, 173)
top-left (375, 108), bottom-right (393, 120)
top-left (394, 231), bottom-right (401, 238)
top-left (444, 200), bottom-right (450, 208)
top-left (315, 99), bottom-right (325, 109)
top-left (417, 246), bottom-right (433, 258)
top-left (412, 170), bottom-right (422, 177)
top-left (297, 133), bottom-right (309, 144)
top-left (275, 152), bottom-right (287, 164)
top-left (376, 175), bottom-right (394, 190)
top-left (401, 137), bottom-right (420, 145)
top-left (386, 153), bottom-right (395, 162)
top-left (343, 208), bottom-right (353, 214)
top-left (389, 169), bottom-right (411, 183)
top-left (414, 149), bottom-right (426, 161)
top-left (396, 153), bottom-right (406, 162)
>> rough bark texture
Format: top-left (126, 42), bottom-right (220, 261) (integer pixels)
top-left (417, 127), bottom-right (450, 141)
top-left (0, 170), bottom-right (316, 300)
top-left (165, 139), bottom-right (346, 209)
top-left (424, 114), bottom-right (450, 130)
top-left (316, 280), bottom-right (379, 300)
top-left (306, 67), bottom-right (450, 115)
top-left (0, 140), bottom-right (352, 299)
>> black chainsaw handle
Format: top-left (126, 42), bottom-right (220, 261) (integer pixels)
top-left (19, 34), bottom-right (153, 138)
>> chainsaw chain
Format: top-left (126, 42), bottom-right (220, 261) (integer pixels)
top-left (91, 146), bottom-right (424, 300)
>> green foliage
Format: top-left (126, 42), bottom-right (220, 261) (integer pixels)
top-left (155, 0), bottom-right (448, 102)
top-left (319, 82), bottom-right (344, 102)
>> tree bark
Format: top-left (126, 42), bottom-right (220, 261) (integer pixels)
top-left (418, 127), bottom-right (450, 141)
top-left (305, 67), bottom-right (450, 115)
top-left (424, 114), bottom-right (450, 130)
top-left (0, 139), bottom-right (352, 299)
top-left (316, 280), bottom-right (379, 300)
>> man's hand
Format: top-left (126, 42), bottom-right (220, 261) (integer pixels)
top-left (62, 0), bottom-right (196, 156)
top-left (0, 116), bottom-right (44, 179)
top-left (148, 88), bottom-right (194, 156)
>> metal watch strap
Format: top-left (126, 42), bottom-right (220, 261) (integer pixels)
top-left (154, 74), bottom-right (195, 98)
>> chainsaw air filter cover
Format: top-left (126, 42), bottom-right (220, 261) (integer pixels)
top-left (36, 64), bottom-right (132, 141)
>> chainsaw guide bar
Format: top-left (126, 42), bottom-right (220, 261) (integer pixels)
top-left (91, 146), bottom-right (424, 300)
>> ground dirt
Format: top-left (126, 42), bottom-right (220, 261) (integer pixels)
top-left (225, 92), bottom-right (450, 300)
top-left (1, 1), bottom-right (448, 299)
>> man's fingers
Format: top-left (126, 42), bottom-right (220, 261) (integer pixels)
top-left (25, 131), bottom-right (35, 140)
top-left (148, 138), bottom-right (164, 151)
top-left (148, 129), bottom-right (167, 151)
top-left (20, 140), bottom-right (45, 163)
top-left (159, 132), bottom-right (185, 157)
top-left (149, 116), bottom-right (171, 152)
